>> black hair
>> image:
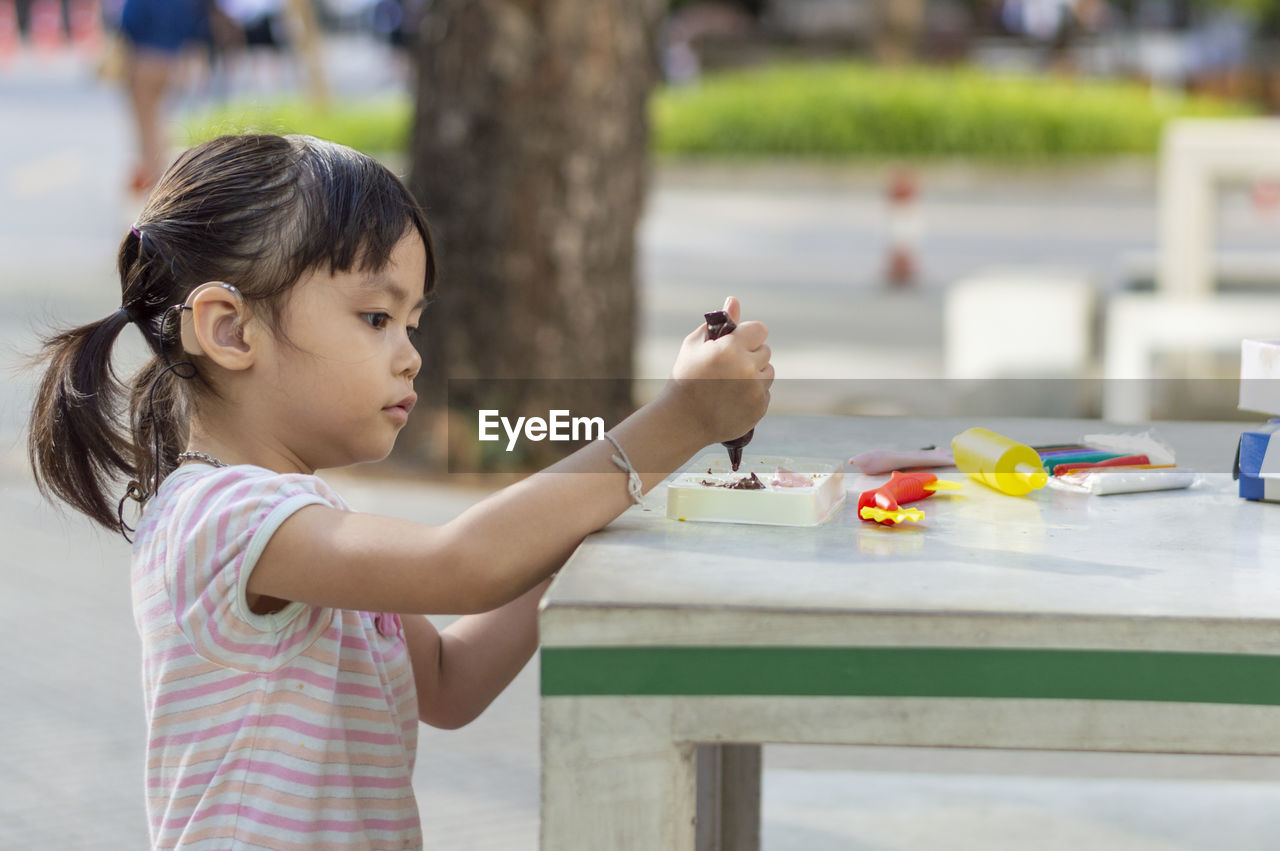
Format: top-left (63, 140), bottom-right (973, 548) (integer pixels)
top-left (28, 133), bottom-right (435, 534)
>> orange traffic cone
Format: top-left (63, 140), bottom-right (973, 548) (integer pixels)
top-left (885, 168), bottom-right (921, 288)
top-left (1252, 179), bottom-right (1280, 222)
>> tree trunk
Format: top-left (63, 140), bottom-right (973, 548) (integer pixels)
top-left (405, 0), bottom-right (666, 472)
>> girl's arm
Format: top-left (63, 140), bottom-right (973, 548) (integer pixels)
top-left (250, 306), bottom-right (771, 616)
top-left (400, 577), bottom-right (552, 730)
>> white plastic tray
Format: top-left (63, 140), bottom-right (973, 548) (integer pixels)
top-left (665, 454), bottom-right (846, 527)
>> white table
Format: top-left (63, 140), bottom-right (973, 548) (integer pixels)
top-left (538, 414), bottom-right (1276, 850)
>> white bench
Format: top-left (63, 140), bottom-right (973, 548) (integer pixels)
top-left (1101, 118), bottom-right (1280, 422)
top-left (945, 268), bottom-right (1095, 379)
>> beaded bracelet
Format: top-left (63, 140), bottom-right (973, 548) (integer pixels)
top-left (602, 432), bottom-right (644, 507)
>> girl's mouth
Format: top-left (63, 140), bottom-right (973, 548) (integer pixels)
top-left (383, 395), bottom-right (417, 422)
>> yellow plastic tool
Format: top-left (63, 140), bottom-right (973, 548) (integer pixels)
top-left (859, 506), bottom-right (926, 524)
top-left (951, 427), bottom-right (1048, 496)
top-left (922, 480), bottom-right (962, 492)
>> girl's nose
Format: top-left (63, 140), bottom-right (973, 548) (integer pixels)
top-left (397, 330), bottom-right (422, 379)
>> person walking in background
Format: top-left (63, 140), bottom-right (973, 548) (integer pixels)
top-left (26, 133), bottom-right (772, 846)
top-left (116, 0), bottom-right (212, 194)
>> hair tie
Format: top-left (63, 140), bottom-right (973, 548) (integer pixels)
top-left (117, 304), bottom-right (139, 324)
top-left (130, 224), bottom-right (142, 238)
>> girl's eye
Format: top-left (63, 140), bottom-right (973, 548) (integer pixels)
top-left (361, 312), bottom-right (392, 329)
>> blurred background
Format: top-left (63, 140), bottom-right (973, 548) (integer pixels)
top-left (3, 0), bottom-right (1280, 848)
top-left (3, 0), bottom-right (1280, 469)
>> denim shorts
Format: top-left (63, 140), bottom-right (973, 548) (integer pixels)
top-left (119, 0), bottom-right (210, 53)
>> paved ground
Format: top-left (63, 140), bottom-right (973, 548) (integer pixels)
top-left (5, 37), bottom-right (1280, 850)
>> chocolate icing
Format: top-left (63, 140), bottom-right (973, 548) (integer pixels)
top-left (726, 472), bottom-right (765, 490)
top-left (699, 472), bottom-right (766, 490)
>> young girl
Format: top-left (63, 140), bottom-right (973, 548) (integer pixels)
top-left (27, 133), bottom-right (772, 849)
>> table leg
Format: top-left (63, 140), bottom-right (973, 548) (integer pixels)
top-left (696, 743), bottom-right (762, 851)
top-left (542, 697), bottom-right (698, 850)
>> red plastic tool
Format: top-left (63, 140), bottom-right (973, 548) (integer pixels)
top-left (858, 470), bottom-right (958, 525)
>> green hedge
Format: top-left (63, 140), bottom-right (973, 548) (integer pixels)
top-left (652, 63), bottom-right (1253, 159)
top-left (179, 95), bottom-right (411, 155)
top-left (182, 62), bottom-right (1252, 161)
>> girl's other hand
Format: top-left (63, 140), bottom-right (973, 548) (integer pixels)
top-left (665, 296), bottom-right (773, 446)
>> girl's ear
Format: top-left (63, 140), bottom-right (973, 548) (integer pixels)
top-left (180, 282), bottom-right (254, 370)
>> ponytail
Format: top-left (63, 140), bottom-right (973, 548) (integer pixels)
top-left (28, 309), bottom-right (139, 532)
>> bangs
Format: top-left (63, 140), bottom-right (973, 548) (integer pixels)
top-left (288, 136), bottom-right (436, 294)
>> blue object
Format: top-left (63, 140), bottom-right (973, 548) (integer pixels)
top-left (120, 0), bottom-right (210, 53)
top-left (1236, 419), bottom-right (1280, 501)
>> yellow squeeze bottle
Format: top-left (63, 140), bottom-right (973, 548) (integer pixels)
top-left (951, 427), bottom-right (1048, 496)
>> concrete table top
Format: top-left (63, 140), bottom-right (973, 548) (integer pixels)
top-left (543, 414), bottom-right (1267, 654)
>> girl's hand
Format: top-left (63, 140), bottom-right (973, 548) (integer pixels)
top-left (664, 296), bottom-right (773, 446)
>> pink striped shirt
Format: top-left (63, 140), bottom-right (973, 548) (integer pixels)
top-left (132, 464), bottom-right (421, 849)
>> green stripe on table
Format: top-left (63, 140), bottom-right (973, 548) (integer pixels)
top-left (541, 647), bottom-right (1280, 705)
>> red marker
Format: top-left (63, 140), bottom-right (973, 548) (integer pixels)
top-left (1052, 454), bottom-right (1150, 477)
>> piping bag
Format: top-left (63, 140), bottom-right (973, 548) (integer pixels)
top-left (704, 310), bottom-right (753, 471)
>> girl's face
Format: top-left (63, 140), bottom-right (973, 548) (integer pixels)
top-left (250, 231), bottom-right (427, 472)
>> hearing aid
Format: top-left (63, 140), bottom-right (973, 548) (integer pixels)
top-left (184, 281), bottom-right (240, 303)
top-left (177, 282), bottom-right (246, 353)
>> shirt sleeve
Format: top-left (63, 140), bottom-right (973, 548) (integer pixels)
top-left (165, 467), bottom-right (345, 672)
